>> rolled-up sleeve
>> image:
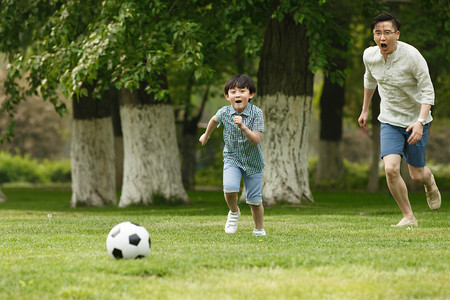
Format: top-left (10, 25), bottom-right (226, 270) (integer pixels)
top-left (412, 51), bottom-right (435, 105)
top-left (363, 50), bottom-right (378, 90)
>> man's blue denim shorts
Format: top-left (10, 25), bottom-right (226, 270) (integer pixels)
top-left (223, 162), bottom-right (263, 205)
top-left (380, 122), bottom-right (429, 167)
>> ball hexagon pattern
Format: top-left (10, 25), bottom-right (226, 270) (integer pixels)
top-left (106, 222), bottom-right (151, 259)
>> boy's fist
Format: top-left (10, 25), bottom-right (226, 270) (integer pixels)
top-left (199, 133), bottom-right (208, 146)
top-left (233, 116), bottom-right (243, 128)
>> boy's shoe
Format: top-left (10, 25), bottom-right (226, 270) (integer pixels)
top-left (425, 174), bottom-right (441, 210)
top-left (253, 228), bottom-right (266, 236)
top-left (225, 209), bottom-right (240, 234)
top-left (391, 217), bottom-right (418, 227)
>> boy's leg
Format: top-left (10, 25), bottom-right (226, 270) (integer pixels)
top-left (224, 192), bottom-right (239, 213)
top-left (250, 204), bottom-right (264, 229)
top-left (223, 163), bottom-right (242, 234)
top-left (383, 154), bottom-right (417, 226)
top-left (243, 171), bottom-right (265, 234)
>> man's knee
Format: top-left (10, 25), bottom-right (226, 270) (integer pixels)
top-left (408, 166), bottom-right (425, 183)
top-left (384, 163), bottom-right (400, 179)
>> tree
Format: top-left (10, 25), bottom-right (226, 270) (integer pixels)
top-left (257, 10), bottom-right (314, 205)
top-left (0, 187), bottom-right (5, 202)
top-left (71, 85), bottom-right (116, 207)
top-left (256, 0), bottom-right (355, 204)
top-left (0, 0), bottom-right (207, 206)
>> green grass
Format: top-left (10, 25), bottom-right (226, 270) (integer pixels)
top-left (0, 188), bottom-right (449, 300)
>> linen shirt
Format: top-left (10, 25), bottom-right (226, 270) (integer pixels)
top-left (363, 41), bottom-right (434, 128)
top-left (216, 103), bottom-right (265, 175)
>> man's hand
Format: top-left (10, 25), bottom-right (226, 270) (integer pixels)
top-left (358, 111), bottom-right (369, 128)
top-left (406, 122), bottom-right (423, 145)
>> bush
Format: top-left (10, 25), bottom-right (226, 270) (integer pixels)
top-left (0, 152), bottom-right (46, 183)
top-left (41, 160), bottom-right (71, 183)
top-left (0, 152), bottom-right (71, 184)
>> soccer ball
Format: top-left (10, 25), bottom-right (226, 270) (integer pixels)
top-left (106, 222), bottom-right (151, 259)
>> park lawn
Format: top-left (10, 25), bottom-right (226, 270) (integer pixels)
top-left (0, 188), bottom-right (448, 300)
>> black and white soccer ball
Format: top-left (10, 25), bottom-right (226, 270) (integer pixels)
top-left (106, 222), bottom-right (151, 259)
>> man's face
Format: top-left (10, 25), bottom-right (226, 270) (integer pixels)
top-left (373, 21), bottom-right (400, 57)
top-left (225, 87), bottom-right (254, 113)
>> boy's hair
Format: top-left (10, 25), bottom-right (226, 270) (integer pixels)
top-left (224, 74), bottom-right (256, 96)
top-left (371, 12), bottom-right (401, 31)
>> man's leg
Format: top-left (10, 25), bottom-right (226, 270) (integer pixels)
top-left (408, 165), bottom-right (441, 210)
top-left (383, 154), bottom-right (416, 221)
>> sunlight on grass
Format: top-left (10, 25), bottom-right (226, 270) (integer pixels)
top-left (0, 188), bottom-right (448, 299)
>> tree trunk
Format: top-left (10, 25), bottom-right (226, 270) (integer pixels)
top-left (109, 88), bottom-right (124, 190)
top-left (71, 91), bottom-right (116, 207)
top-left (118, 88), bottom-right (188, 207)
top-left (257, 14), bottom-right (314, 205)
top-left (315, 76), bottom-right (345, 187)
top-left (0, 187), bottom-right (6, 202)
top-left (181, 123), bottom-right (197, 190)
top-left (181, 83), bottom-right (209, 190)
top-left (368, 89), bottom-right (381, 192)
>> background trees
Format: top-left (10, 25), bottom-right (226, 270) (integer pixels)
top-left (0, 0), bottom-right (449, 206)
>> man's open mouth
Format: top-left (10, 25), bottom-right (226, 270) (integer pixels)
top-left (380, 43), bottom-right (388, 50)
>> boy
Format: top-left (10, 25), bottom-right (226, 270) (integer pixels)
top-left (358, 13), bottom-right (441, 227)
top-left (199, 74), bottom-right (266, 236)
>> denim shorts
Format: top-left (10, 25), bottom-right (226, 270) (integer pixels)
top-left (380, 122), bottom-right (429, 167)
top-left (223, 162), bottom-right (263, 205)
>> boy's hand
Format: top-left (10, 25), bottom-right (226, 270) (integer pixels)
top-left (199, 133), bottom-right (209, 146)
top-left (233, 116), bottom-right (243, 128)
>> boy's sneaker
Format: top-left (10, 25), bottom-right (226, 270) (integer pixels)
top-left (253, 228), bottom-right (266, 236)
top-left (225, 209), bottom-right (240, 234)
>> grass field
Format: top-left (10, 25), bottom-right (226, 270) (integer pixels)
top-left (0, 188), bottom-right (448, 300)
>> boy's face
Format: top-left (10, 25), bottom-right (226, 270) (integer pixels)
top-left (373, 21), bottom-right (400, 57)
top-left (225, 86), bottom-right (254, 113)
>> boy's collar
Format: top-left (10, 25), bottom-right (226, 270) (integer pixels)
top-left (231, 103), bottom-right (252, 116)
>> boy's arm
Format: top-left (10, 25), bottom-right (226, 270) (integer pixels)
top-left (358, 87), bottom-right (375, 128)
top-left (199, 115), bottom-right (219, 146)
top-left (233, 116), bottom-right (262, 146)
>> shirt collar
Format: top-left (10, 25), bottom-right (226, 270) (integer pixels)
top-left (231, 103), bottom-right (252, 116)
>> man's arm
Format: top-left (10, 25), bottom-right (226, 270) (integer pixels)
top-left (199, 115), bottom-right (219, 146)
top-left (406, 103), bottom-right (432, 145)
top-left (358, 87), bottom-right (376, 128)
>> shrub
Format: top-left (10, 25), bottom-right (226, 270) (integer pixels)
top-left (0, 152), bottom-right (46, 183)
top-left (0, 152), bottom-right (71, 184)
top-left (41, 159), bottom-right (71, 183)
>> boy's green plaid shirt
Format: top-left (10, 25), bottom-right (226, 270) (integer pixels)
top-left (216, 103), bottom-right (265, 175)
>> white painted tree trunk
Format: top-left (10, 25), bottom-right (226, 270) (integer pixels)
top-left (257, 93), bottom-right (314, 205)
top-left (71, 118), bottom-right (116, 207)
top-left (0, 187), bottom-right (6, 202)
top-left (119, 104), bottom-right (188, 207)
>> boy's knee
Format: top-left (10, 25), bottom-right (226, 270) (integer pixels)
top-left (246, 198), bottom-right (263, 206)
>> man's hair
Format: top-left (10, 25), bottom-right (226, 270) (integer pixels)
top-left (224, 74), bottom-right (256, 96)
top-left (371, 12), bottom-right (401, 31)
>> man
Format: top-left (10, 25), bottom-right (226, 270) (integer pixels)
top-left (358, 12), bottom-right (441, 227)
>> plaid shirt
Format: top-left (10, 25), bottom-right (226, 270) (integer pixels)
top-left (216, 103), bottom-right (265, 175)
